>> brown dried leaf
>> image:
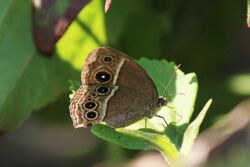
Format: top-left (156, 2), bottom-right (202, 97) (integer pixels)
top-left (32, 0), bottom-right (91, 54)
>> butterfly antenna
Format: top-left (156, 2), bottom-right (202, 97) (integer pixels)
top-left (153, 78), bottom-right (167, 90)
top-left (152, 78), bottom-right (171, 100)
top-left (161, 64), bottom-right (181, 97)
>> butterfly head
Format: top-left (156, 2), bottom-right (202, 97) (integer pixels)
top-left (158, 96), bottom-right (167, 107)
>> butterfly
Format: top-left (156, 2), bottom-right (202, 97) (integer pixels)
top-left (69, 47), bottom-right (166, 128)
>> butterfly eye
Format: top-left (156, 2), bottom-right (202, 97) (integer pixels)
top-left (83, 102), bottom-right (97, 110)
top-left (103, 56), bottom-right (113, 63)
top-left (95, 71), bottom-right (112, 83)
top-left (96, 86), bottom-right (110, 95)
top-left (84, 110), bottom-right (99, 120)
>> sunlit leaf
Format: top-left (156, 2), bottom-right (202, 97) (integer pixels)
top-left (180, 99), bottom-right (212, 155)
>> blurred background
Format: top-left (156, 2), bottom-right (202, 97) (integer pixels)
top-left (0, 0), bottom-right (250, 166)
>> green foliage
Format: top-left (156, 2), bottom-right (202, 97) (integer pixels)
top-left (0, 1), bottom-right (70, 130)
top-left (0, 0), bottom-right (105, 131)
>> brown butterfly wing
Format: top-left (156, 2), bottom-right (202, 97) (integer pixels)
top-left (69, 47), bottom-right (159, 128)
top-left (69, 84), bottom-right (118, 128)
top-left (104, 55), bottom-right (159, 128)
top-left (81, 47), bottom-right (125, 85)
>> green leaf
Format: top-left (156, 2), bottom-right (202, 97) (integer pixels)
top-left (57, 0), bottom-right (107, 70)
top-left (138, 58), bottom-right (198, 125)
top-left (180, 99), bottom-right (213, 155)
top-left (0, 0), bottom-right (105, 131)
top-left (92, 124), bottom-right (179, 164)
top-left (91, 124), bottom-right (150, 150)
top-left (118, 128), bottom-right (180, 164)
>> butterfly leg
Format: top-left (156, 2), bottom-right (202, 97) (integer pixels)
top-left (155, 115), bottom-right (169, 126)
top-left (144, 118), bottom-right (148, 128)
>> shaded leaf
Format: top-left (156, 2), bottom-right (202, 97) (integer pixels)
top-left (105, 0), bottom-right (136, 46)
top-left (91, 124), bottom-right (150, 150)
